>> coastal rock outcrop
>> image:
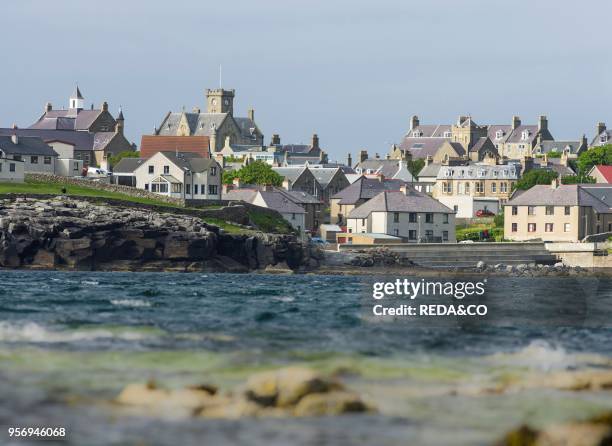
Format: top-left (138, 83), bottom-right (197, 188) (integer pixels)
top-left (0, 197), bottom-right (308, 272)
top-left (115, 367), bottom-right (372, 419)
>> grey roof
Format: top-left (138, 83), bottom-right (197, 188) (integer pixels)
top-left (590, 129), bottom-right (611, 147)
top-left (272, 167), bottom-right (310, 183)
top-left (29, 109), bottom-right (104, 131)
top-left (355, 159), bottom-right (415, 180)
top-left (399, 137), bottom-right (448, 159)
top-left (284, 155), bottom-right (322, 166)
top-left (281, 189), bottom-right (322, 204)
top-left (224, 189), bottom-right (259, 203)
top-left (535, 159), bottom-right (575, 177)
top-left (505, 125), bottom-right (539, 144)
top-left (259, 191), bottom-right (305, 214)
top-left (488, 125), bottom-right (513, 143)
top-left (0, 128), bottom-right (115, 152)
top-left (309, 167), bottom-right (343, 188)
top-left (417, 163), bottom-right (442, 178)
top-left (507, 184), bottom-right (612, 213)
top-left (157, 112), bottom-right (228, 137)
top-left (158, 151), bottom-right (216, 173)
top-left (437, 163), bottom-right (520, 180)
top-left (0, 135), bottom-right (58, 157)
top-left (234, 117), bottom-right (260, 140)
top-left (331, 176), bottom-right (407, 204)
top-left (348, 188), bottom-right (454, 219)
top-left (538, 140), bottom-right (583, 154)
top-left (406, 124), bottom-right (451, 138)
top-left (447, 141), bottom-right (466, 156)
top-left (113, 157), bottom-right (145, 174)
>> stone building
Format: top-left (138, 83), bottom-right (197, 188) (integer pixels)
top-left (504, 182), bottom-right (612, 242)
top-left (155, 88), bottom-right (263, 151)
top-left (590, 122), bottom-right (612, 148)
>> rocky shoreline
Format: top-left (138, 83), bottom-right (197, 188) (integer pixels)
top-left (0, 197), bottom-right (320, 273)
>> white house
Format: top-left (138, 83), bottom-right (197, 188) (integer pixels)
top-left (346, 185), bottom-right (456, 242)
top-left (0, 157), bottom-right (24, 182)
top-left (133, 151), bottom-right (222, 200)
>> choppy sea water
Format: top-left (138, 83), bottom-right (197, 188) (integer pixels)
top-left (0, 271), bottom-right (612, 446)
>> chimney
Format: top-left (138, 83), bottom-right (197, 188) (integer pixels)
top-left (232, 177), bottom-right (241, 189)
top-left (311, 133), bottom-right (319, 150)
top-left (425, 155), bottom-right (433, 166)
top-left (375, 152), bottom-right (380, 159)
top-left (560, 149), bottom-right (569, 167)
top-left (378, 174), bottom-right (385, 182)
top-left (214, 152), bottom-right (225, 168)
top-left (551, 178), bottom-right (560, 189)
top-left (45, 102), bottom-right (52, 113)
top-left (521, 155), bottom-right (534, 174)
top-left (11, 134), bottom-right (18, 145)
top-left (347, 153), bottom-right (352, 168)
top-left (282, 178), bottom-right (292, 190)
top-left (581, 134), bottom-right (588, 149)
top-left (385, 154), bottom-right (390, 160)
top-left (248, 108), bottom-right (255, 121)
top-left (359, 150), bottom-right (368, 163)
top-left (192, 106), bottom-right (201, 113)
top-left (512, 115), bottom-right (521, 130)
top-left (400, 184), bottom-right (408, 194)
top-left (538, 115), bottom-right (548, 132)
top-left (264, 184), bottom-right (274, 192)
top-left (597, 122), bottom-right (606, 136)
top-left (101, 101), bottom-right (109, 112)
top-left (271, 134), bottom-right (281, 145)
top-left (410, 115), bottom-right (420, 130)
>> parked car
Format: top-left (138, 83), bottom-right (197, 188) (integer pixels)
top-left (310, 237), bottom-right (329, 246)
top-left (475, 209), bottom-right (495, 217)
top-left (87, 167), bottom-right (111, 178)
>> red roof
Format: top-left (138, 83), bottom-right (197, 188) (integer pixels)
top-left (593, 165), bottom-right (612, 183)
top-left (140, 135), bottom-right (210, 159)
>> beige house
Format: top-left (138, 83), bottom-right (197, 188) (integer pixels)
top-left (133, 151), bottom-right (222, 200)
top-left (432, 155), bottom-right (519, 218)
top-left (587, 165), bottom-right (612, 184)
top-left (504, 182), bottom-right (612, 242)
top-left (346, 185), bottom-right (456, 243)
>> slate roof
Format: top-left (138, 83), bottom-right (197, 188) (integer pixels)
top-left (355, 159), bottom-right (415, 180)
top-left (224, 189), bottom-right (259, 203)
top-left (158, 151), bottom-right (216, 173)
top-left (448, 141), bottom-right (466, 156)
top-left (505, 125), bottom-right (539, 144)
top-left (272, 167), bottom-right (310, 183)
top-left (437, 163), bottom-right (520, 180)
top-left (398, 137), bottom-right (448, 159)
top-left (0, 128), bottom-right (118, 153)
top-left (348, 188), bottom-right (454, 219)
top-left (331, 177), bottom-right (407, 204)
top-left (488, 125), bottom-right (513, 142)
top-left (29, 109), bottom-right (104, 131)
top-left (309, 167), bottom-right (343, 188)
top-left (406, 124), bottom-right (451, 138)
top-left (535, 159), bottom-right (575, 177)
top-left (157, 112), bottom-right (259, 141)
top-left (234, 117), bottom-right (260, 141)
top-left (417, 163), bottom-right (442, 178)
top-left (0, 135), bottom-right (58, 156)
top-left (259, 191), bottom-right (305, 214)
top-left (112, 157), bottom-right (145, 174)
top-left (507, 184), bottom-right (612, 213)
top-left (538, 140), bottom-right (583, 154)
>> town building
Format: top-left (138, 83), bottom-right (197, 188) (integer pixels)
top-left (590, 122), bottom-right (611, 148)
top-left (329, 176), bottom-right (408, 224)
top-left (111, 157), bottom-right (145, 186)
top-left (504, 182), bottom-right (612, 242)
top-left (133, 152), bottom-right (222, 200)
top-left (0, 134), bottom-right (58, 174)
top-left (431, 154), bottom-right (520, 218)
top-left (273, 166), bottom-right (349, 203)
top-left (534, 137), bottom-right (587, 156)
top-left (15, 87), bottom-right (134, 167)
top-left (345, 185), bottom-right (456, 243)
top-left (224, 187), bottom-right (306, 232)
top-left (588, 165), bottom-right (612, 184)
top-left (353, 150), bottom-right (415, 182)
top-left (155, 88), bottom-right (263, 151)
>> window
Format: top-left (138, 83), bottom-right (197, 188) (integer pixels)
top-left (545, 223), bottom-right (553, 232)
top-left (194, 185), bottom-right (198, 195)
top-left (512, 206), bottom-right (518, 216)
top-left (409, 213), bottom-right (417, 223)
top-left (522, 130), bottom-right (530, 140)
top-left (453, 205), bottom-right (459, 212)
top-left (210, 167), bottom-right (217, 176)
top-left (160, 183), bottom-right (168, 193)
top-left (442, 182), bottom-right (452, 193)
top-left (171, 183), bottom-right (182, 193)
top-left (73, 162), bottom-right (79, 171)
top-left (9, 163), bottom-right (15, 172)
top-left (393, 212), bottom-right (399, 223)
top-left (13, 155), bottom-right (21, 161)
top-left (465, 182), bottom-right (470, 194)
top-left (393, 228), bottom-right (399, 236)
top-left (425, 213), bottom-right (433, 223)
top-left (201, 184), bottom-right (205, 193)
top-left (601, 134), bottom-right (609, 143)
top-left (148, 165), bottom-right (154, 174)
top-left (44, 156), bottom-right (51, 165)
top-left (408, 230), bottom-right (417, 240)
top-left (30, 156), bottom-right (38, 164)
top-left (186, 184), bottom-right (191, 195)
top-left (425, 230), bottom-right (434, 239)
top-left (163, 165), bottom-right (170, 174)
top-left (443, 214), bottom-right (449, 224)
top-left (0, 163), bottom-right (2, 172)
top-left (292, 213), bottom-right (296, 220)
top-left (362, 218), bottom-right (366, 225)
top-left (145, 184), bottom-right (149, 191)
top-left (475, 182), bottom-right (484, 193)
top-left (564, 206), bottom-right (570, 215)
top-left (528, 206), bottom-right (535, 216)
top-left (495, 130), bottom-right (503, 139)
top-left (442, 231), bottom-right (449, 241)
top-left (512, 223), bottom-right (517, 232)
top-left (491, 182), bottom-right (497, 193)
top-left (500, 182), bottom-right (508, 193)
top-left (545, 206), bottom-right (554, 215)
top-left (528, 223), bottom-right (536, 232)
top-left (208, 185), bottom-right (218, 195)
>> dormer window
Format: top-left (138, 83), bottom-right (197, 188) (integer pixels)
top-left (601, 134), bottom-right (609, 143)
top-left (443, 131), bottom-right (451, 138)
top-left (412, 130), bottom-right (423, 137)
top-left (521, 130), bottom-right (530, 140)
top-left (495, 130), bottom-right (503, 139)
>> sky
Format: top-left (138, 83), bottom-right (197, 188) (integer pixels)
top-left (1, 0), bottom-right (611, 162)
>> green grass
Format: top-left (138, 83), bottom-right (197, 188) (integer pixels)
top-left (456, 219), bottom-right (504, 242)
top-left (247, 210), bottom-right (294, 234)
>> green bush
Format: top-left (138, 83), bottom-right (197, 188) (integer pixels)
top-left (493, 213), bottom-right (504, 227)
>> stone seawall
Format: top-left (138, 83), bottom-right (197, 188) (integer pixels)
top-left (0, 196), bottom-right (317, 272)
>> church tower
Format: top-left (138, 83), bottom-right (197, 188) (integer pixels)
top-left (206, 89), bottom-right (235, 115)
top-left (69, 85), bottom-right (84, 111)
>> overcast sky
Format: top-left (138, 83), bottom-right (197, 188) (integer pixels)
top-left (1, 0), bottom-right (610, 162)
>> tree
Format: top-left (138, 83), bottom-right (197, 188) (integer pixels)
top-left (222, 161), bottom-right (283, 186)
top-left (109, 150), bottom-right (140, 168)
top-left (514, 169), bottom-right (558, 190)
top-left (407, 158), bottom-right (425, 178)
top-left (561, 174), bottom-right (596, 185)
top-left (576, 145), bottom-right (612, 174)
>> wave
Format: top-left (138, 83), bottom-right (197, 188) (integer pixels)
top-left (81, 280), bottom-right (100, 286)
top-left (0, 321), bottom-right (153, 343)
top-left (110, 299), bottom-right (152, 308)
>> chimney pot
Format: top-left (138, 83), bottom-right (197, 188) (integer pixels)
top-left (248, 108), bottom-right (255, 121)
top-left (102, 101), bottom-right (109, 112)
top-left (597, 122), bottom-right (607, 136)
top-left (512, 115), bottom-right (521, 130)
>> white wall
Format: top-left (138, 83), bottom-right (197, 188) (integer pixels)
top-left (0, 159), bottom-right (24, 182)
top-left (55, 158), bottom-right (83, 177)
top-left (48, 142), bottom-right (75, 159)
top-left (438, 195), bottom-right (499, 218)
top-left (348, 211), bottom-right (456, 242)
